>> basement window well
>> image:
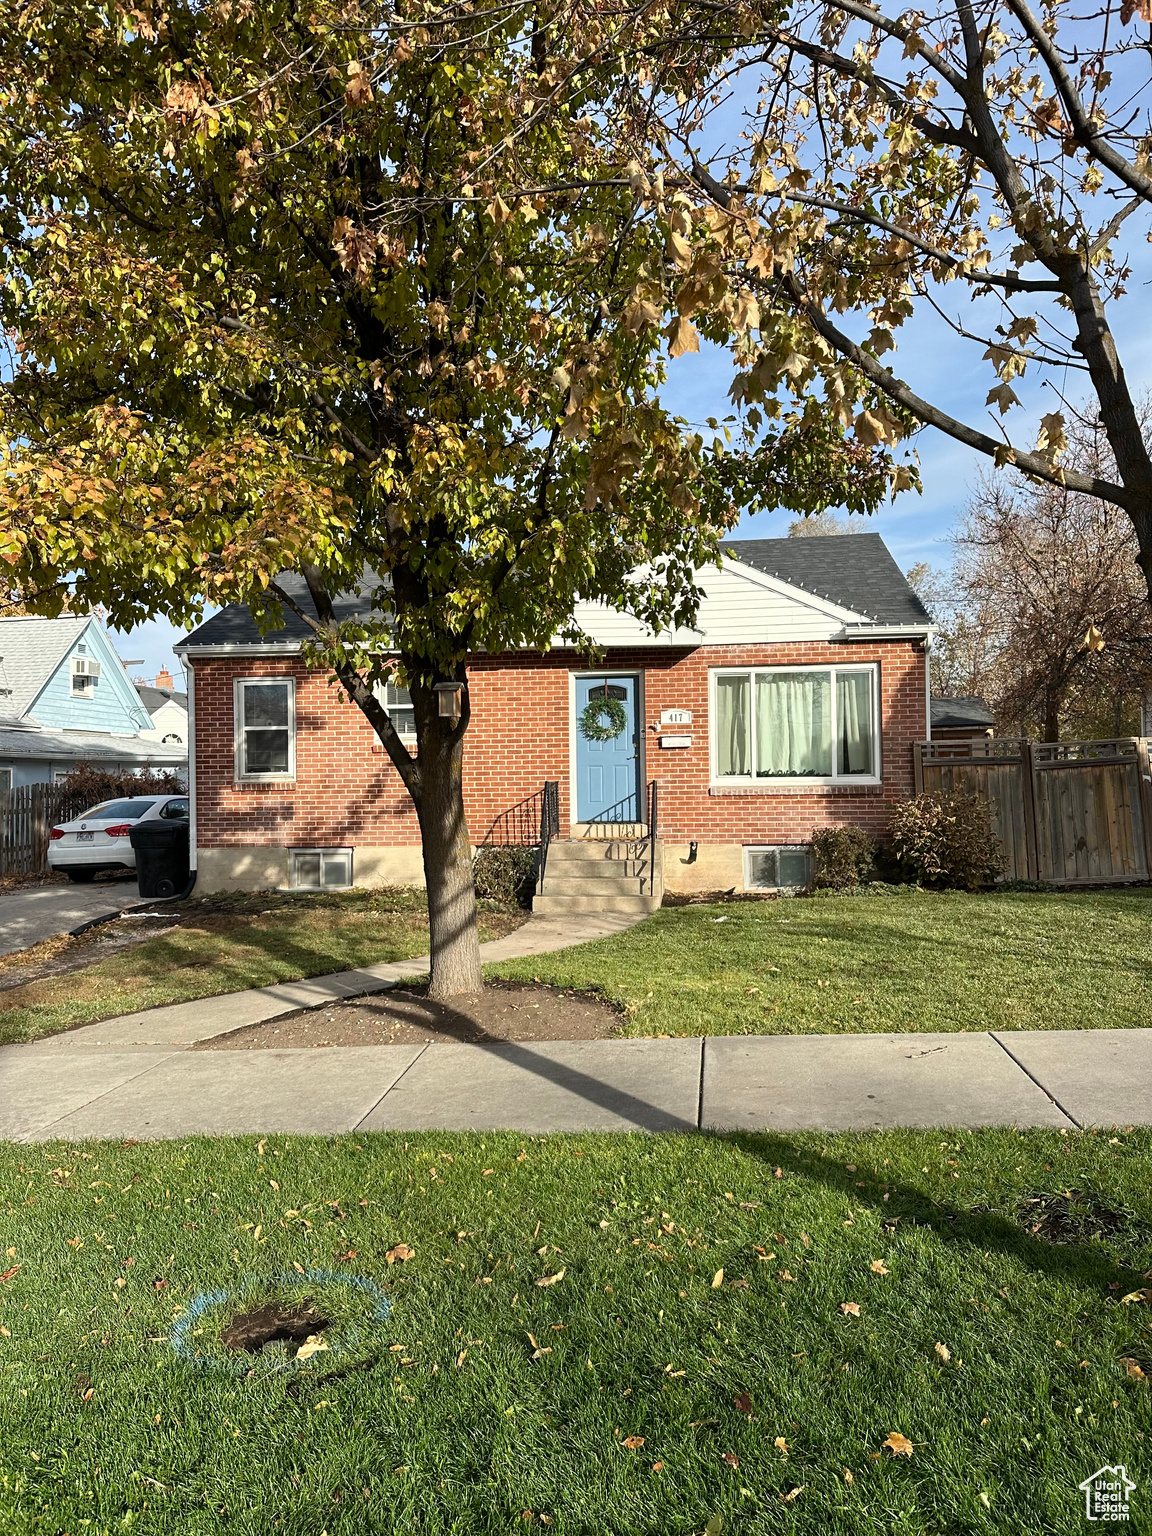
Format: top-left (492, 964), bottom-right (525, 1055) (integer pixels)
top-left (744, 845), bottom-right (811, 892)
top-left (289, 848), bottom-right (353, 891)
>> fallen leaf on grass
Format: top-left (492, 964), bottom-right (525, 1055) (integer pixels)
top-left (840, 1302), bottom-right (860, 1317)
top-left (779, 1485), bottom-right (804, 1503)
top-left (733, 1392), bottom-right (753, 1416)
top-left (0, 1267), bottom-right (19, 1284)
top-left (66, 1238), bottom-right (83, 1250)
top-left (1121, 1289), bottom-right (1152, 1305)
top-left (721, 1451), bottom-right (739, 1468)
top-left (842, 1468), bottom-right (854, 1484)
top-left (536, 1268), bottom-right (566, 1288)
top-left (869, 1260), bottom-right (889, 1275)
top-left (711, 1270), bottom-right (724, 1288)
top-left (295, 1335), bottom-right (329, 1362)
top-left (622, 1436), bottom-right (645, 1450)
top-left (774, 1436), bottom-right (788, 1456)
top-left (386, 1243), bottom-right (414, 1265)
top-left (934, 1342), bottom-right (951, 1363)
top-left (1120, 1357), bottom-right (1147, 1381)
top-left (651, 1461), bottom-right (664, 1471)
top-left (0, 1326), bottom-right (10, 1338)
top-left (883, 1432), bottom-right (914, 1457)
top-left (526, 1333), bottom-right (552, 1360)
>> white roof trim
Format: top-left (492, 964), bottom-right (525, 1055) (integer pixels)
top-left (175, 641), bottom-right (303, 658)
top-left (835, 622), bottom-right (935, 640)
top-left (720, 554), bottom-right (869, 624)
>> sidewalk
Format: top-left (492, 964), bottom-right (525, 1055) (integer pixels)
top-left (3, 916), bottom-right (1150, 1141)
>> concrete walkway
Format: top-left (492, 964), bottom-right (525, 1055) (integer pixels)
top-left (3, 912), bottom-right (1150, 1141)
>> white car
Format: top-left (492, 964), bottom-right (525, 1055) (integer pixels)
top-left (47, 795), bottom-right (189, 882)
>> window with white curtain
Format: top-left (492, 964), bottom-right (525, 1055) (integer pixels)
top-left (711, 665), bottom-right (879, 784)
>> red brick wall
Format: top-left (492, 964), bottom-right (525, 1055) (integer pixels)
top-left (190, 641), bottom-right (926, 850)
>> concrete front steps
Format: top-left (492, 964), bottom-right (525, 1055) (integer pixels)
top-left (533, 837), bottom-right (662, 916)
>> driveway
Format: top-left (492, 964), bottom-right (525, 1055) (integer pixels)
top-left (0, 878), bottom-right (140, 958)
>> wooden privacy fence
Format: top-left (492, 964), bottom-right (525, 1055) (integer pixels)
top-left (914, 736), bottom-right (1152, 886)
top-left (0, 783), bottom-right (86, 877)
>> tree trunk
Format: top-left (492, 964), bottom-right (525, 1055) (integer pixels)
top-left (414, 690), bottom-right (483, 1000)
top-left (1043, 694), bottom-right (1061, 744)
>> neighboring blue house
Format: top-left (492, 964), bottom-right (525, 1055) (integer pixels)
top-left (0, 617), bottom-right (187, 790)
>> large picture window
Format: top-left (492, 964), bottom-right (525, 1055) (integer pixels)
top-left (234, 678), bottom-right (295, 781)
top-left (712, 665), bottom-right (878, 784)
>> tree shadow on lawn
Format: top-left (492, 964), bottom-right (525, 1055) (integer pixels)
top-left (725, 1130), bottom-right (1152, 1298)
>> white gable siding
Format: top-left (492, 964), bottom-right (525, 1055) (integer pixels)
top-left (563, 558), bottom-right (864, 648)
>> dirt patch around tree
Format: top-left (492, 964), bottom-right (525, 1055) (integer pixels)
top-left (194, 980), bottom-right (626, 1049)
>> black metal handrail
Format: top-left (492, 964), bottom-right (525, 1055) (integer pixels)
top-left (479, 788), bottom-right (543, 848)
top-left (647, 778), bottom-right (659, 841)
top-left (537, 779), bottom-right (560, 893)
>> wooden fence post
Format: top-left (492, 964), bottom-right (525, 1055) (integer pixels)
top-left (913, 740), bottom-right (924, 796)
top-left (1137, 738), bottom-right (1152, 878)
top-left (1021, 740), bottom-right (1041, 882)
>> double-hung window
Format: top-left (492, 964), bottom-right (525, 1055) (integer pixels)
top-left (234, 678), bottom-right (295, 781)
top-left (373, 680), bottom-right (416, 742)
top-left (711, 664), bottom-right (879, 784)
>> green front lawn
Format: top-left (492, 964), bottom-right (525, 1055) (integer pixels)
top-left (0, 889), bottom-right (524, 1047)
top-left (2, 1128), bottom-right (1151, 1534)
top-left (492, 887), bottom-right (1152, 1035)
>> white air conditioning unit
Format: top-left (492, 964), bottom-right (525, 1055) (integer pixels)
top-left (70, 657), bottom-right (102, 678)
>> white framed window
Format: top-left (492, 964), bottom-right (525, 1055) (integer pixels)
top-left (234, 677), bottom-right (295, 781)
top-left (710, 664), bottom-right (880, 786)
top-left (745, 845), bottom-right (811, 890)
top-left (70, 655), bottom-right (101, 698)
top-left (289, 848), bottom-right (352, 890)
top-left (373, 680), bottom-right (416, 741)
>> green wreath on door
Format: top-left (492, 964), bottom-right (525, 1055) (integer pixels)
top-left (579, 693), bottom-right (628, 741)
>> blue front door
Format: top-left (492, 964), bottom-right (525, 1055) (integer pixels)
top-left (575, 675), bottom-right (640, 823)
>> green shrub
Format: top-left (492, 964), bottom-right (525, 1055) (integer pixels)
top-left (810, 824), bottom-right (876, 889)
top-left (472, 845), bottom-right (538, 908)
top-left (888, 791), bottom-right (1003, 891)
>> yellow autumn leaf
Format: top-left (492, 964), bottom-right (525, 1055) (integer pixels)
top-left (295, 1334), bottom-right (329, 1362)
top-left (385, 1242), bottom-right (414, 1264)
top-left (840, 1301), bottom-right (860, 1316)
top-left (536, 1268), bottom-right (566, 1287)
top-left (883, 1432), bottom-right (914, 1457)
top-left (934, 1342), bottom-right (951, 1363)
top-left (712, 1269), bottom-right (724, 1288)
top-left (869, 1260), bottom-right (889, 1275)
top-left (667, 316), bottom-right (700, 359)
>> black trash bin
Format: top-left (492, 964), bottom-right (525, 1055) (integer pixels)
top-left (130, 818), bottom-right (190, 898)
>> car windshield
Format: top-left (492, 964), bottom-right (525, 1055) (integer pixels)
top-left (79, 799), bottom-right (159, 821)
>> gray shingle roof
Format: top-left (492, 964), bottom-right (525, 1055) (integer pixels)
top-left (180, 573), bottom-right (388, 649)
top-left (0, 724), bottom-right (186, 765)
top-left (722, 534), bottom-right (932, 626)
top-left (0, 616), bottom-right (92, 717)
top-left (932, 695), bottom-right (995, 729)
top-left (179, 536), bottom-right (929, 651)
top-left (136, 684), bottom-right (188, 715)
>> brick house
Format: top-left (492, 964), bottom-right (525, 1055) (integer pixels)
top-left (175, 533), bottom-right (933, 898)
